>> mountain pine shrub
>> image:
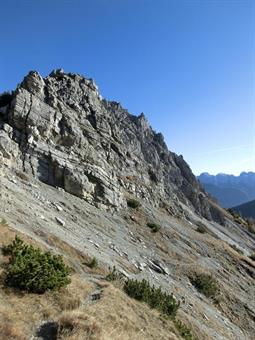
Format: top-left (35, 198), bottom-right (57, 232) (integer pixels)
top-left (3, 236), bottom-right (71, 293)
top-left (147, 222), bottom-right (161, 233)
top-left (124, 278), bottom-right (180, 318)
top-left (174, 319), bottom-right (196, 340)
top-left (196, 225), bottom-right (206, 234)
top-left (127, 198), bottom-right (141, 209)
top-left (106, 266), bottom-right (125, 282)
top-left (190, 273), bottom-right (218, 299)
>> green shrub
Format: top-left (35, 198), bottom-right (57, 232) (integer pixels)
top-left (190, 273), bottom-right (218, 299)
top-left (196, 225), bottom-right (206, 234)
top-left (87, 257), bottom-right (98, 269)
top-left (127, 198), bottom-right (141, 209)
top-left (0, 91), bottom-right (13, 108)
top-left (106, 266), bottom-right (125, 282)
top-left (174, 319), bottom-right (195, 340)
top-left (0, 218), bottom-right (8, 227)
top-left (2, 234), bottom-right (24, 256)
top-left (124, 278), bottom-right (180, 318)
top-left (147, 222), bottom-right (161, 233)
top-left (3, 236), bottom-right (71, 293)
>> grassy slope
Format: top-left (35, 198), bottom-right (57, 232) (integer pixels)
top-left (0, 221), bottom-right (181, 340)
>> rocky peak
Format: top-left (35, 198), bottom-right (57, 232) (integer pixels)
top-left (0, 70), bottom-right (224, 222)
top-left (19, 71), bottom-right (45, 96)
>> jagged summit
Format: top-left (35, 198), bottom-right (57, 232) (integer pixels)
top-left (0, 70), bottom-right (223, 222)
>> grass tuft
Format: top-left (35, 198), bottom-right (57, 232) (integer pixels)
top-left (87, 257), bottom-right (98, 269)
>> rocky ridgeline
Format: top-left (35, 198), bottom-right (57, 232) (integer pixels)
top-left (0, 69), bottom-right (223, 222)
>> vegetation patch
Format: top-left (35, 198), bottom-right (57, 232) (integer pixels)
top-left (195, 224), bottom-right (206, 234)
top-left (106, 266), bottom-right (125, 282)
top-left (190, 273), bottom-right (218, 299)
top-left (147, 222), bottom-right (161, 233)
top-left (87, 257), bottom-right (98, 269)
top-left (3, 235), bottom-right (71, 293)
top-left (109, 273), bottom-right (193, 338)
top-left (127, 198), bottom-right (141, 209)
top-left (0, 218), bottom-right (8, 227)
top-left (174, 319), bottom-right (196, 340)
top-left (123, 278), bottom-right (180, 318)
top-left (56, 310), bottom-right (101, 339)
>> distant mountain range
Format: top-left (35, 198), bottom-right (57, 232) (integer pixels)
top-left (197, 172), bottom-right (255, 208)
top-left (232, 199), bottom-right (255, 219)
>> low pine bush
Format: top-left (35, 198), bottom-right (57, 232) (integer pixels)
top-left (124, 278), bottom-right (180, 318)
top-left (174, 319), bottom-right (195, 340)
top-left (3, 236), bottom-right (71, 293)
top-left (2, 235), bottom-right (24, 256)
top-left (106, 266), bottom-right (125, 282)
top-left (127, 198), bottom-right (141, 209)
top-left (196, 225), bottom-right (206, 234)
top-left (147, 222), bottom-right (161, 233)
top-left (190, 273), bottom-right (218, 299)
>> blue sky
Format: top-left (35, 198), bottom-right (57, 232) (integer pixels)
top-left (0, 0), bottom-right (254, 175)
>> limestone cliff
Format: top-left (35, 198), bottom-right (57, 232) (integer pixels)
top-left (0, 69), bottom-right (223, 222)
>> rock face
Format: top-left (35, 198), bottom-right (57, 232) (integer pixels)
top-left (0, 69), bottom-right (223, 220)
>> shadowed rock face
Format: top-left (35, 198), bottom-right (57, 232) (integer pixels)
top-left (0, 69), bottom-right (223, 221)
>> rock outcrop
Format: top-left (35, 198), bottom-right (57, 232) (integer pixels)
top-left (0, 69), bottom-right (223, 221)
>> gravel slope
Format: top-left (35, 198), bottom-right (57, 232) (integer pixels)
top-left (1, 166), bottom-right (254, 339)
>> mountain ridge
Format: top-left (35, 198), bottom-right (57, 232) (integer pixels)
top-left (197, 172), bottom-right (255, 208)
top-left (232, 199), bottom-right (255, 219)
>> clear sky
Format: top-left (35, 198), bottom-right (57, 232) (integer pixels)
top-left (0, 0), bottom-right (254, 175)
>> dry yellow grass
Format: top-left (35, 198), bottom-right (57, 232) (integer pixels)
top-left (57, 311), bottom-right (102, 340)
top-left (0, 221), bottom-right (181, 339)
top-left (70, 284), bottom-right (180, 340)
top-left (0, 222), bottom-right (94, 338)
top-left (0, 273), bottom-right (94, 338)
